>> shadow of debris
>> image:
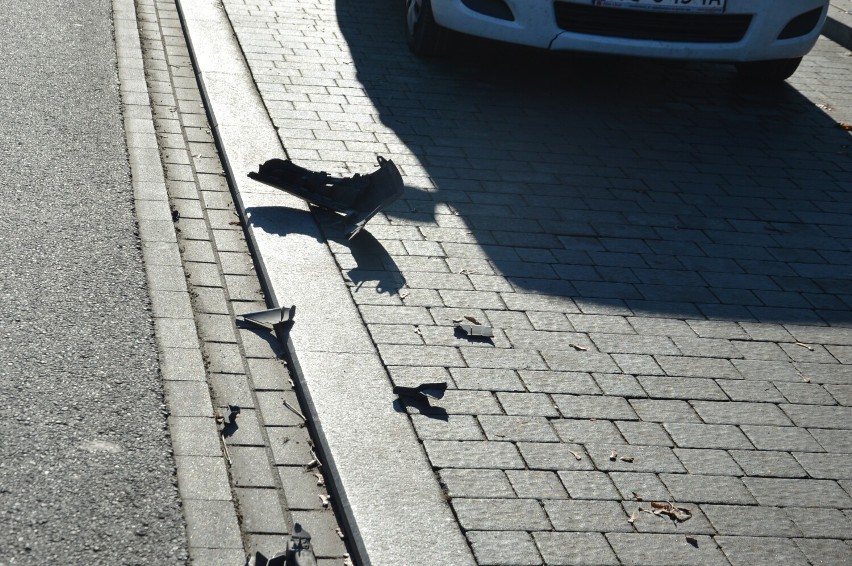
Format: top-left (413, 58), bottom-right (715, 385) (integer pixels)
top-left (246, 205), bottom-right (406, 295)
top-left (331, 0), bottom-right (852, 326)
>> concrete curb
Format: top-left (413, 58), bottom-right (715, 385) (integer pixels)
top-left (173, 0), bottom-right (476, 564)
top-left (113, 1), bottom-right (244, 563)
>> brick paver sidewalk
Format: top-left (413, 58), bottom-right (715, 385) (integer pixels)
top-left (221, 0), bottom-right (852, 563)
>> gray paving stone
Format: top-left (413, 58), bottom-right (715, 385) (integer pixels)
top-left (424, 440), bottom-right (525, 469)
top-left (467, 531), bottom-right (543, 566)
top-left (453, 498), bottom-right (550, 531)
top-left (277, 466), bottom-right (328, 510)
top-left (717, 380), bottom-right (786, 403)
top-left (612, 354), bottom-right (666, 375)
top-left (520, 371), bottom-right (601, 395)
top-left (439, 469), bottom-right (515, 498)
top-left (780, 404), bottom-right (852, 428)
top-left (606, 533), bottom-right (728, 565)
top-left (674, 449), bottom-right (743, 476)
top-left (209, 373), bottom-right (254, 410)
top-left (716, 536), bottom-right (809, 566)
top-left (235, 488), bottom-right (288, 535)
top-left (593, 373), bottom-right (648, 398)
top-left (255, 391), bottom-right (304, 427)
top-left (540, 350), bottom-right (620, 373)
top-left (729, 450), bottom-right (808, 478)
top-left (702, 505), bottom-right (801, 537)
top-left (638, 376), bottom-right (727, 401)
top-left (793, 538), bottom-right (851, 566)
top-left (661, 474), bottom-right (756, 505)
top-left (664, 422), bottom-right (753, 450)
top-left (630, 399), bottom-right (702, 423)
top-left (182, 499), bottom-right (243, 549)
top-left (169, 416), bottom-right (221, 457)
top-left (743, 477), bottom-right (852, 508)
top-left (266, 426), bottom-right (314, 467)
top-left (787, 506), bottom-right (851, 540)
top-left (692, 401), bottom-right (793, 426)
top-left (810, 427), bottom-right (852, 453)
top-left (616, 418), bottom-right (677, 448)
top-left (732, 360), bottom-right (802, 382)
top-left (656, 355), bottom-right (742, 379)
top-left (175, 455), bottom-right (232, 501)
top-left (610, 472), bottom-right (671, 501)
top-left (479, 416), bottom-right (559, 442)
top-left (585, 444), bottom-right (686, 474)
top-left (544, 500), bottom-right (631, 533)
top-left (506, 470), bottom-right (568, 500)
top-left (775, 382), bottom-right (839, 405)
top-left (518, 442), bottom-right (593, 471)
top-left (462, 347), bottom-right (548, 370)
top-left (411, 414), bottom-right (484, 441)
top-left (496, 392), bottom-right (559, 416)
top-left (229, 446), bottom-right (277, 488)
top-left (164, 380), bottom-right (214, 416)
top-left (557, 471), bottom-right (620, 500)
top-left (792, 452), bottom-right (852, 479)
top-left (246, 357), bottom-right (290, 391)
top-left (553, 394), bottom-right (638, 420)
top-left (552, 419), bottom-right (625, 445)
top-left (740, 425), bottom-right (824, 452)
top-left (532, 532), bottom-right (618, 566)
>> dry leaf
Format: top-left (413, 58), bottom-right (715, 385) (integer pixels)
top-left (464, 315), bottom-right (481, 325)
top-left (632, 491), bottom-right (643, 501)
top-left (314, 472), bottom-right (325, 487)
top-left (570, 343), bottom-right (588, 351)
top-left (567, 449), bottom-right (583, 461)
top-left (319, 494), bottom-right (331, 508)
top-left (620, 455), bottom-right (635, 463)
top-left (628, 510), bottom-right (638, 524)
top-left (336, 528), bottom-right (345, 539)
top-left (795, 342), bottom-right (815, 351)
top-left (839, 123), bottom-right (852, 131)
top-left (610, 450), bottom-right (618, 461)
top-left (305, 459), bottom-right (319, 470)
top-left (686, 536), bottom-right (699, 548)
top-left (650, 502), bottom-right (692, 522)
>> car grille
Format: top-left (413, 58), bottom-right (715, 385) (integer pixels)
top-left (553, 3), bottom-right (753, 43)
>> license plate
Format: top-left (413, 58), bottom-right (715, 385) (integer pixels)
top-left (593, 0), bottom-right (727, 13)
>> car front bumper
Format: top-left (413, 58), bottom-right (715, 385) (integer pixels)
top-left (430, 0), bottom-right (828, 61)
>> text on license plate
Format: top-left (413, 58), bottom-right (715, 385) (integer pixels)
top-left (593, 0), bottom-right (727, 13)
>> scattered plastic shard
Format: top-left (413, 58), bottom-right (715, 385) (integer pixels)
top-left (286, 524), bottom-right (316, 566)
top-left (237, 305), bottom-right (295, 330)
top-left (392, 382), bottom-right (448, 400)
top-left (248, 156), bottom-right (404, 239)
top-left (245, 524), bottom-right (316, 566)
top-left (456, 323), bottom-right (494, 338)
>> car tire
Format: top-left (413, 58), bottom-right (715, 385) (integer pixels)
top-left (735, 57), bottom-right (803, 83)
top-left (406, 0), bottom-right (450, 56)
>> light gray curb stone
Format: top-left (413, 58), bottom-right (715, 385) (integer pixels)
top-left (113, 0), bottom-right (242, 561)
top-left (173, 0), bottom-right (476, 563)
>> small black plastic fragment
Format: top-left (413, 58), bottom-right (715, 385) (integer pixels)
top-left (237, 305), bottom-right (295, 330)
top-left (245, 524), bottom-right (316, 566)
top-left (457, 323), bottom-right (494, 338)
top-left (392, 382), bottom-right (448, 400)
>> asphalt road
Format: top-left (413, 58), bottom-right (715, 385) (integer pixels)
top-left (0, 0), bottom-right (188, 562)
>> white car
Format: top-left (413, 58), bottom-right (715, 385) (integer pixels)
top-left (405, 0), bottom-right (829, 81)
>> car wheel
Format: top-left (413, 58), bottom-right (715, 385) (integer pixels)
top-left (406, 0), bottom-right (450, 56)
top-left (735, 57), bottom-right (803, 83)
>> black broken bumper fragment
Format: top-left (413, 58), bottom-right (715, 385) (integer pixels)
top-left (248, 156), bottom-right (404, 239)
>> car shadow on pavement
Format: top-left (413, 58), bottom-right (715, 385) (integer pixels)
top-left (334, 0), bottom-right (852, 326)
